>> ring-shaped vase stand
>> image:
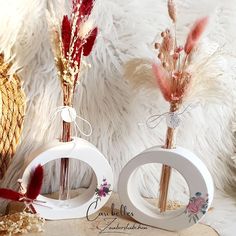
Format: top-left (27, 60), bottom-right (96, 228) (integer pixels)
top-left (118, 146), bottom-right (214, 231)
top-left (21, 137), bottom-right (113, 220)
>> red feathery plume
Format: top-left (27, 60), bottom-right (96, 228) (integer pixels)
top-left (26, 165), bottom-right (44, 200)
top-left (83, 27), bottom-right (98, 56)
top-left (184, 17), bottom-right (208, 54)
top-left (152, 63), bottom-right (171, 102)
top-left (74, 0), bottom-right (95, 33)
top-left (0, 189), bottom-right (24, 201)
top-left (62, 15), bottom-right (72, 57)
top-left (72, 0), bottom-right (79, 13)
top-left (79, 0), bottom-right (94, 17)
top-left (72, 0), bottom-right (94, 21)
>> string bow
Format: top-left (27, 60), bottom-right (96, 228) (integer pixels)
top-left (0, 165), bottom-right (45, 213)
top-left (146, 104), bottom-right (198, 129)
top-left (52, 106), bottom-right (93, 137)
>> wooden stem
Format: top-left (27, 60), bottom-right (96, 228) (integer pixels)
top-left (158, 103), bottom-right (178, 212)
top-left (59, 83), bottom-right (72, 200)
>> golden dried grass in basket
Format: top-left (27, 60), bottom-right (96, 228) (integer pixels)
top-left (0, 54), bottom-right (26, 179)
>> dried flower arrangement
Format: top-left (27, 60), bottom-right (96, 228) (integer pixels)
top-left (124, 0), bottom-right (209, 213)
top-left (0, 165), bottom-right (45, 235)
top-left (48, 0), bottom-right (98, 200)
top-left (153, 0), bottom-right (208, 212)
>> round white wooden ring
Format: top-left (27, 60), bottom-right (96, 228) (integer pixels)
top-left (118, 146), bottom-right (214, 231)
top-left (21, 137), bottom-right (113, 220)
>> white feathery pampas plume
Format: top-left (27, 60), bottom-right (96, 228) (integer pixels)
top-left (79, 19), bottom-right (95, 39)
top-left (124, 59), bottom-right (155, 89)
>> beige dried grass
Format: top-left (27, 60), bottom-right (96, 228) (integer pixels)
top-left (0, 212), bottom-right (45, 235)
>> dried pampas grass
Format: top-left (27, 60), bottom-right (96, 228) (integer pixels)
top-left (124, 59), bottom-right (155, 89)
top-left (124, 39), bottom-right (229, 105)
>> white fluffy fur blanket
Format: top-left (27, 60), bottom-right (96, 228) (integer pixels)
top-left (0, 0), bottom-right (236, 235)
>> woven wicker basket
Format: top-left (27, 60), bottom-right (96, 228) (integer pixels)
top-left (0, 54), bottom-right (26, 179)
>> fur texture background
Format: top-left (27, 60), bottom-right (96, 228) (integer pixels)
top-left (0, 0), bottom-right (236, 235)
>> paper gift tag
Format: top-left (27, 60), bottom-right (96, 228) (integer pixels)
top-left (21, 137), bottom-right (113, 220)
top-left (118, 146), bottom-right (214, 231)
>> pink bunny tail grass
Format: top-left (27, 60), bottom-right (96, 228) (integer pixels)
top-left (184, 17), bottom-right (209, 54)
top-left (168, 0), bottom-right (177, 23)
top-left (152, 63), bottom-right (171, 102)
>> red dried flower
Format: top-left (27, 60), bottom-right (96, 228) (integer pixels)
top-left (83, 27), bottom-right (98, 56)
top-left (79, 0), bottom-right (94, 17)
top-left (0, 165), bottom-right (44, 204)
top-left (62, 16), bottom-right (72, 58)
top-left (62, 0), bottom-right (97, 66)
top-left (0, 189), bottom-right (24, 202)
top-left (26, 165), bottom-right (44, 200)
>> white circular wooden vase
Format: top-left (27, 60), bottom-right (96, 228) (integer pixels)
top-left (21, 137), bottom-right (113, 220)
top-left (118, 146), bottom-right (214, 231)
